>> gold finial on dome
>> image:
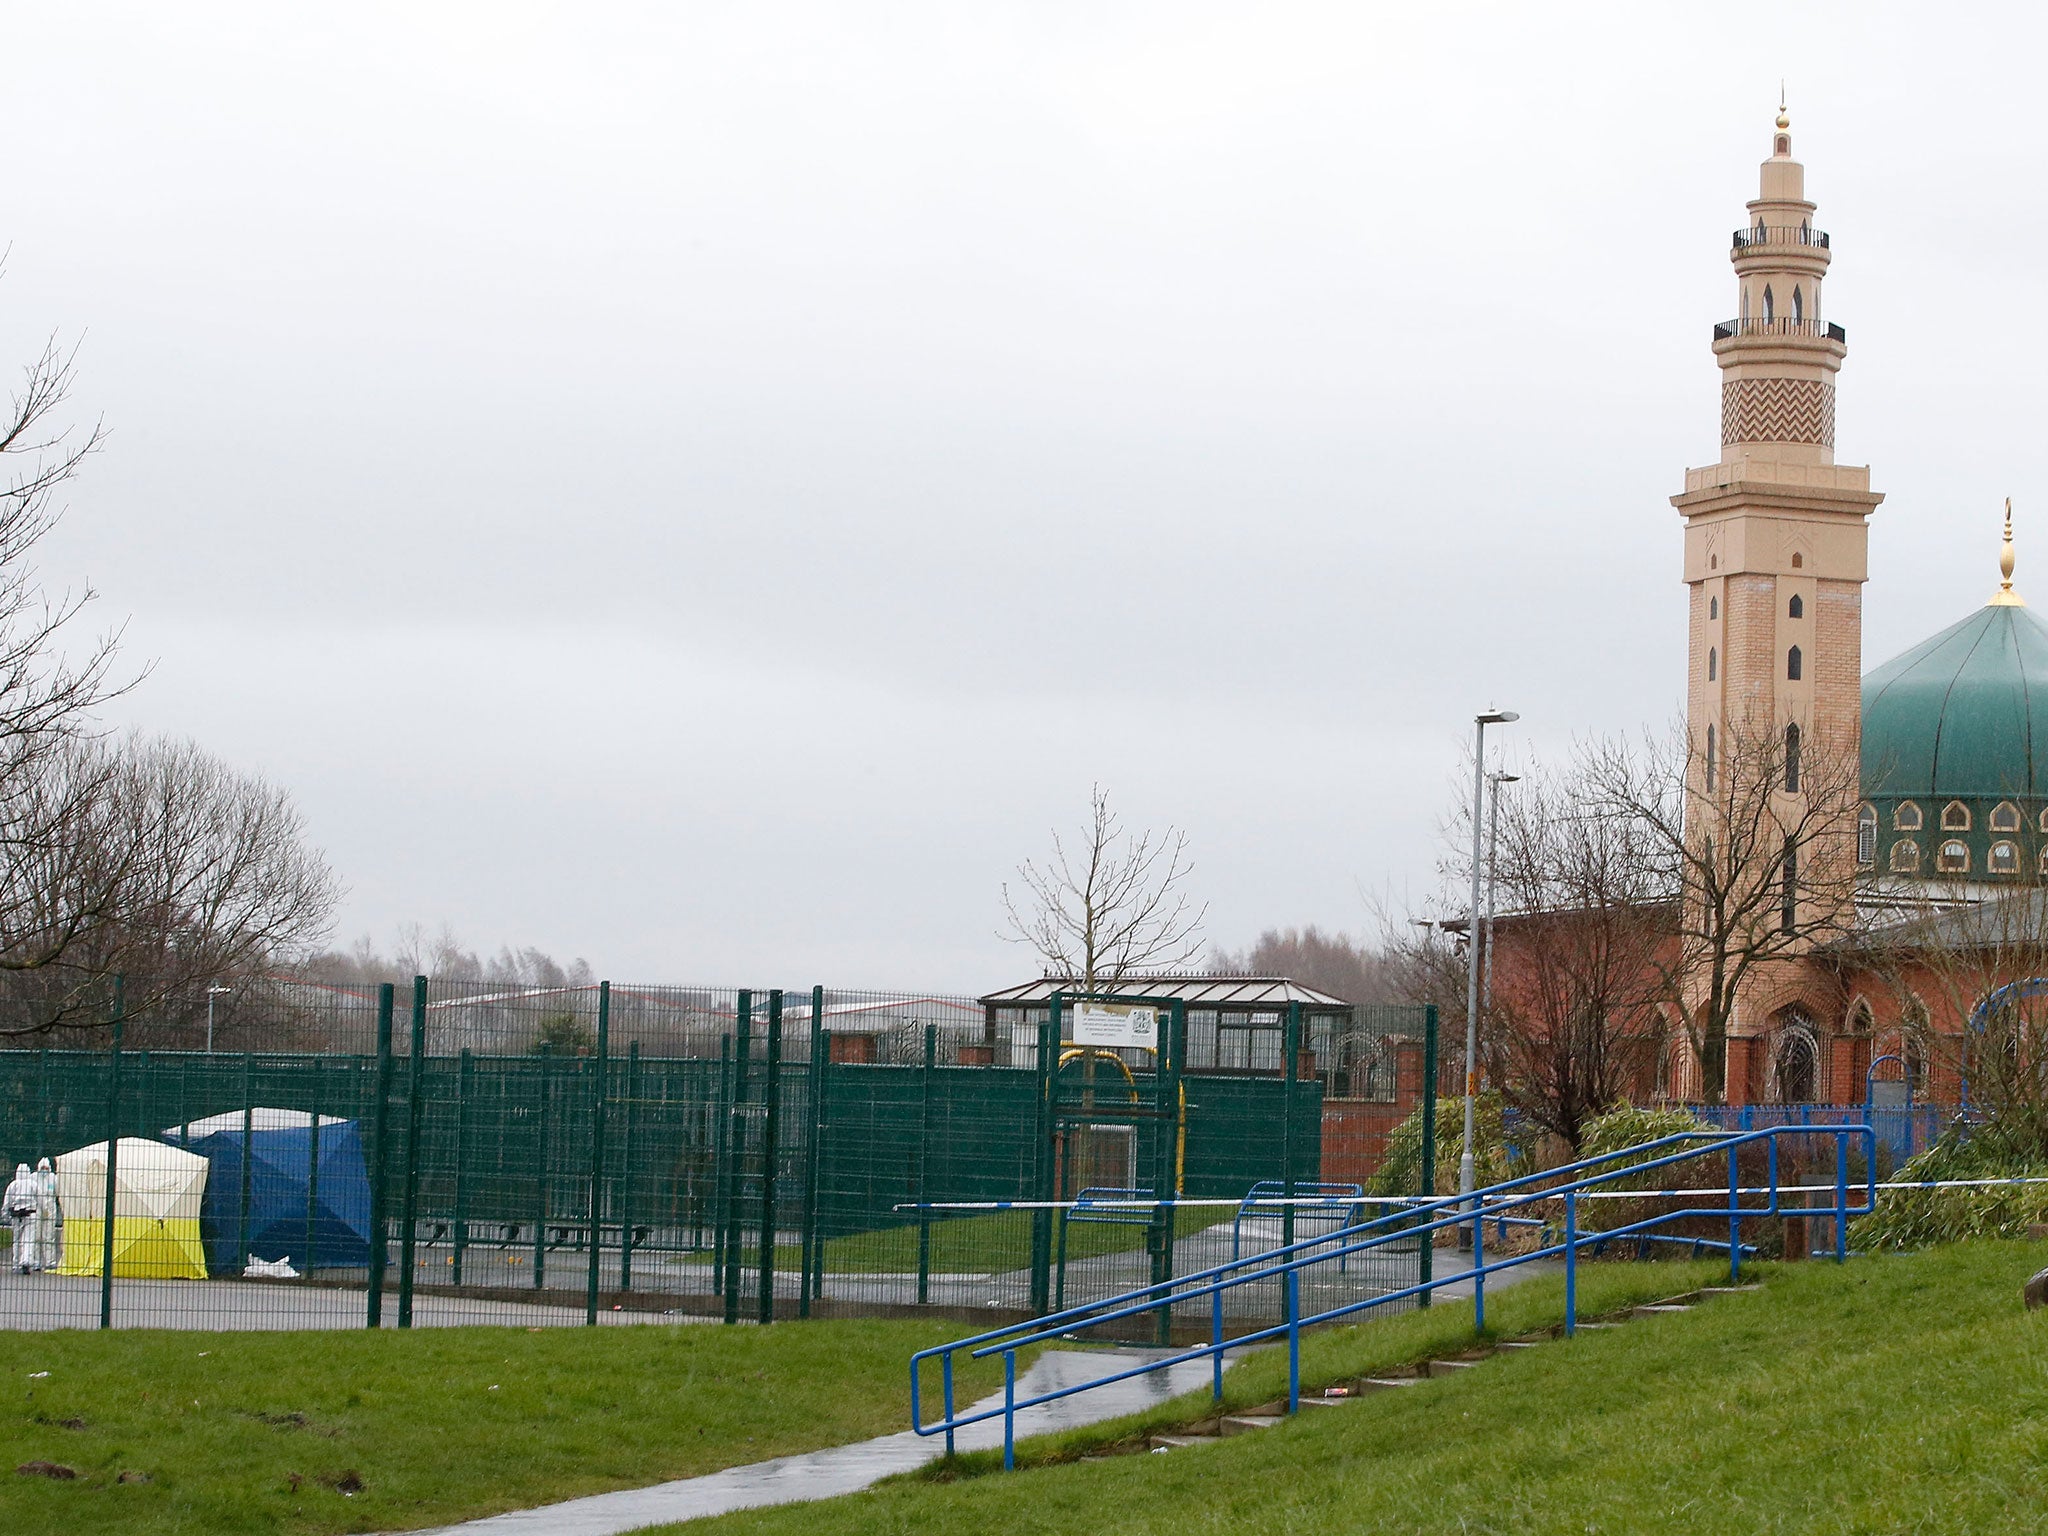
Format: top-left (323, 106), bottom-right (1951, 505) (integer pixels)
top-left (1991, 497), bottom-right (2026, 606)
top-left (1777, 83), bottom-right (1789, 131)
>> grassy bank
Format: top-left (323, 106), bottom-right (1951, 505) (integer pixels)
top-left (669, 1243), bottom-right (2048, 1534)
top-left (0, 1317), bottom-right (1013, 1535)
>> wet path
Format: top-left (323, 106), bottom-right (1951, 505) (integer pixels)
top-left (404, 1348), bottom-right (1217, 1535)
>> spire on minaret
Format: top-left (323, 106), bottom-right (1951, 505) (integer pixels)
top-left (1991, 498), bottom-right (2025, 606)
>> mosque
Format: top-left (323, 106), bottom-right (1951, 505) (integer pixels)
top-left (1635, 109), bottom-right (2048, 1107)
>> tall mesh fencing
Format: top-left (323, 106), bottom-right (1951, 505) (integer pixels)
top-left (0, 980), bottom-right (1440, 1336)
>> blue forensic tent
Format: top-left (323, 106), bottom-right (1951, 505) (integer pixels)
top-left (164, 1109), bottom-right (372, 1272)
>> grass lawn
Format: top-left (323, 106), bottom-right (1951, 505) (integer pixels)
top-left (0, 1317), bottom-right (1017, 1536)
top-left (660, 1242), bottom-right (2048, 1534)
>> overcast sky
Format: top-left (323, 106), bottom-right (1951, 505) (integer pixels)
top-left (1, 4), bottom-right (2042, 989)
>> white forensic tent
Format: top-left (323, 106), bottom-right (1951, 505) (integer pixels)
top-left (53, 1137), bottom-right (210, 1279)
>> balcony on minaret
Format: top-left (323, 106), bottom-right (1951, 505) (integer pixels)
top-left (1713, 316), bottom-right (1847, 344)
top-left (1732, 225), bottom-right (1830, 252)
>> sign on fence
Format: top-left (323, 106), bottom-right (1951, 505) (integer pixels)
top-left (1071, 1003), bottom-right (1158, 1050)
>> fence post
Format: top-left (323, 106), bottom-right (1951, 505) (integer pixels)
top-left (237, 1057), bottom-right (255, 1273)
top-left (303, 1065), bottom-right (322, 1276)
top-left (723, 992), bottom-right (753, 1326)
top-left (532, 1044), bottom-right (552, 1291)
top-left (756, 990), bottom-right (782, 1325)
top-left (1282, 1001), bottom-right (1301, 1251)
top-left (917, 1021), bottom-right (936, 1306)
top-left (1563, 1192), bottom-right (1576, 1335)
top-left (1029, 996), bottom-right (1060, 1315)
top-left (587, 981), bottom-right (611, 1326)
top-left (799, 986), bottom-right (827, 1315)
top-left (1418, 1003), bottom-right (1438, 1308)
top-left (452, 1049), bottom-right (473, 1286)
top-left (98, 979), bottom-right (125, 1331)
top-left (366, 982), bottom-right (395, 1328)
top-left (712, 1035), bottom-right (731, 1288)
top-left (398, 976), bottom-right (427, 1327)
top-left (620, 1042), bottom-right (639, 1294)
top-left (1150, 1001), bottom-right (1185, 1347)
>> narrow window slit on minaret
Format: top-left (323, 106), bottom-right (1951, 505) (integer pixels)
top-left (1787, 645), bottom-right (1802, 681)
top-left (1788, 594), bottom-right (1803, 619)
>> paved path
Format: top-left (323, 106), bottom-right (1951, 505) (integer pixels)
top-left (0, 1271), bottom-right (700, 1329)
top-left (403, 1348), bottom-right (1217, 1536)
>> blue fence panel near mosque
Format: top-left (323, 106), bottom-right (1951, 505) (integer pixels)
top-left (1681, 1102), bottom-right (1953, 1167)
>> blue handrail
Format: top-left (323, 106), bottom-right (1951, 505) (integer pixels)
top-left (911, 1125), bottom-right (1875, 1467)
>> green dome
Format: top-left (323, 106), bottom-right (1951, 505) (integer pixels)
top-left (1862, 601), bottom-right (2048, 799)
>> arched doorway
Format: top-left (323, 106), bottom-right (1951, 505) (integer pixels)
top-left (1771, 1009), bottom-right (1821, 1103)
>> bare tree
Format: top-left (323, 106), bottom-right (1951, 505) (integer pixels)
top-left (1584, 716), bottom-right (1864, 1102)
top-left (0, 735), bottom-right (341, 1036)
top-left (1001, 784), bottom-right (1206, 990)
top-left (1484, 760), bottom-right (1674, 1151)
top-left (1212, 925), bottom-right (1410, 1003)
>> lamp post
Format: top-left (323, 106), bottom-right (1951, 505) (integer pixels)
top-left (206, 985), bottom-right (232, 1053)
top-left (1462, 710), bottom-right (1518, 1244)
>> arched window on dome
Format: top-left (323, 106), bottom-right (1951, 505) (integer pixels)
top-left (1788, 594), bottom-right (1803, 619)
top-left (1991, 802), bottom-right (2023, 833)
top-left (1705, 725), bottom-right (1717, 791)
top-left (1793, 285), bottom-right (1804, 323)
top-left (1990, 840), bottom-right (2020, 876)
top-left (1895, 802), bottom-right (1923, 832)
top-left (1857, 805), bottom-right (1877, 867)
top-left (1784, 723), bottom-right (1801, 793)
top-left (1709, 595), bottom-right (1719, 620)
top-left (1708, 648), bottom-right (1717, 682)
top-left (1763, 284), bottom-right (1776, 323)
top-left (1938, 839), bottom-right (1971, 874)
top-left (1942, 801), bottom-right (1972, 832)
top-left (1891, 838), bottom-right (1921, 873)
top-left (1787, 646), bottom-right (1802, 681)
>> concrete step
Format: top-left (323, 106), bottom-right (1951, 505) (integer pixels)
top-left (1426, 1359), bottom-right (1482, 1377)
top-left (1359, 1377), bottom-right (1422, 1391)
top-left (1699, 1285), bottom-right (1762, 1294)
top-left (1219, 1415), bottom-right (1280, 1436)
top-left (1495, 1340), bottom-right (1544, 1350)
top-left (1296, 1395), bottom-right (1351, 1408)
top-left (1632, 1304), bottom-right (1694, 1318)
top-left (1148, 1434), bottom-right (1214, 1451)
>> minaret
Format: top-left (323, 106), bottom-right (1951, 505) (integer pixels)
top-left (1674, 109), bottom-right (1882, 888)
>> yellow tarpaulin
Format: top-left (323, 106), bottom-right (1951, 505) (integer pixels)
top-left (52, 1137), bottom-right (209, 1280)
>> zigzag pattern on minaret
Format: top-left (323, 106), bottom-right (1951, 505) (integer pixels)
top-left (1721, 376), bottom-right (1835, 448)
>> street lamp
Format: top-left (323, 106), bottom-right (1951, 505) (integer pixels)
top-left (1462, 709), bottom-right (1518, 1244)
top-left (206, 985), bottom-right (232, 1053)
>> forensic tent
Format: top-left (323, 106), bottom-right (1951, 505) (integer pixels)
top-left (53, 1138), bottom-right (210, 1279)
top-left (164, 1109), bottom-right (372, 1272)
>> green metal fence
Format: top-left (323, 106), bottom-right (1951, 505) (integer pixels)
top-left (0, 979), bottom-right (1436, 1333)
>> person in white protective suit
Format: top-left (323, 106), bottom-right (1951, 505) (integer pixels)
top-left (3, 1164), bottom-right (37, 1273)
top-left (33, 1159), bottom-right (59, 1271)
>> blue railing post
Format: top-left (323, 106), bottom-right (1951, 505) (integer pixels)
top-left (942, 1355), bottom-right (955, 1458)
top-left (1563, 1193), bottom-right (1576, 1336)
top-left (1003, 1352), bottom-right (1017, 1470)
top-left (1727, 1145), bottom-right (1741, 1283)
top-left (1473, 1202), bottom-right (1485, 1334)
top-left (1286, 1269), bottom-right (1301, 1413)
top-left (1211, 1290), bottom-right (1224, 1401)
top-left (1835, 1134), bottom-right (1849, 1263)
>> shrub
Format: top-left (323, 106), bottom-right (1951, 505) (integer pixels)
top-left (1851, 1124), bottom-right (2048, 1250)
top-left (1365, 1093), bottom-right (1516, 1200)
